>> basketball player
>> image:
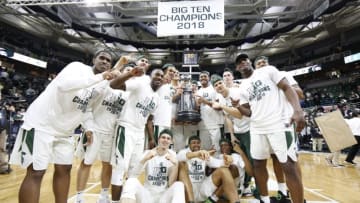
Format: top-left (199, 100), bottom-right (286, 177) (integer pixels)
top-left (75, 62), bottom-right (133, 203)
top-left (177, 135), bottom-right (240, 203)
top-left (109, 59), bottom-right (163, 201)
top-left (233, 53), bottom-right (305, 203)
top-left (120, 129), bottom-right (185, 203)
top-left (10, 50), bottom-right (116, 203)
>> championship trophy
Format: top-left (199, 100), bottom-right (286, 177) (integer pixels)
top-left (175, 74), bottom-right (201, 123)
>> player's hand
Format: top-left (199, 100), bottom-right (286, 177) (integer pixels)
top-left (212, 102), bottom-right (222, 110)
top-left (197, 150), bottom-right (211, 161)
top-left (148, 139), bottom-right (156, 149)
top-left (144, 149), bottom-right (157, 161)
top-left (230, 97), bottom-right (240, 107)
top-left (165, 152), bottom-right (178, 165)
top-left (102, 71), bottom-right (113, 80)
top-left (230, 135), bottom-right (240, 146)
top-left (83, 131), bottom-right (93, 146)
top-left (113, 56), bottom-right (129, 70)
top-left (130, 66), bottom-right (144, 77)
top-left (232, 142), bottom-right (242, 153)
top-left (223, 154), bottom-right (233, 166)
top-left (290, 110), bottom-right (305, 132)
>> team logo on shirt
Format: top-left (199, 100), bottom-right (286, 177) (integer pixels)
top-left (248, 80), bottom-right (270, 101)
top-left (72, 89), bottom-right (94, 113)
top-left (136, 97), bottom-right (156, 117)
top-left (102, 93), bottom-right (126, 115)
top-left (189, 160), bottom-right (205, 182)
top-left (148, 162), bottom-right (167, 186)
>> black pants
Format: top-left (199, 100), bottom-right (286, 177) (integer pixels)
top-left (345, 136), bottom-right (360, 162)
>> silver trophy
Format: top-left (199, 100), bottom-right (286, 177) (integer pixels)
top-left (175, 74), bottom-right (201, 123)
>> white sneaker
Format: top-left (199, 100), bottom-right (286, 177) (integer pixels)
top-left (97, 197), bottom-right (110, 203)
top-left (243, 186), bottom-right (253, 197)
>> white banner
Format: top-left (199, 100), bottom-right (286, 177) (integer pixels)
top-left (157, 0), bottom-right (224, 37)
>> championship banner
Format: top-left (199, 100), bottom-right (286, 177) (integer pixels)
top-left (157, 0), bottom-right (224, 37)
top-left (315, 110), bottom-right (356, 152)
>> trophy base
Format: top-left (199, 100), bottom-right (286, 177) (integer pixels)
top-left (175, 111), bottom-right (201, 123)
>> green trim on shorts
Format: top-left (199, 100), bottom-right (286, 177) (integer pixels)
top-left (18, 128), bottom-right (34, 165)
top-left (116, 126), bottom-right (125, 157)
top-left (82, 132), bottom-right (87, 151)
top-left (285, 131), bottom-right (293, 149)
top-left (154, 125), bottom-right (159, 145)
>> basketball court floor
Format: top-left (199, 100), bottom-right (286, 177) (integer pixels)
top-left (1, 151), bottom-right (359, 203)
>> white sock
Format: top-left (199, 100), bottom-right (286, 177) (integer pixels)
top-left (278, 183), bottom-right (287, 195)
top-left (100, 188), bottom-right (109, 198)
top-left (260, 196), bottom-right (270, 203)
top-left (210, 194), bottom-right (219, 201)
top-left (76, 191), bottom-right (84, 202)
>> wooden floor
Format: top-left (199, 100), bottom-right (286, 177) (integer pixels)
top-left (1, 151), bottom-right (359, 203)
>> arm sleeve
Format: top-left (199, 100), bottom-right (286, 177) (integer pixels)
top-left (207, 157), bottom-right (225, 168)
top-left (176, 149), bottom-right (188, 162)
top-left (267, 65), bottom-right (284, 85)
top-left (56, 62), bottom-right (104, 92)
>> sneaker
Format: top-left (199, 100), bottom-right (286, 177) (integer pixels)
top-left (243, 186), bottom-right (253, 197)
top-left (203, 197), bottom-right (216, 203)
top-left (343, 161), bottom-right (356, 166)
top-left (325, 157), bottom-right (333, 166)
top-left (271, 191), bottom-right (291, 203)
top-left (97, 196), bottom-right (110, 203)
top-left (97, 198), bottom-right (110, 203)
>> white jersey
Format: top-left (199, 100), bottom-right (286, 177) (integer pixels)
top-left (83, 81), bottom-right (129, 134)
top-left (117, 75), bottom-right (159, 129)
top-left (177, 148), bottom-right (224, 184)
top-left (153, 84), bottom-right (173, 128)
top-left (217, 153), bottom-right (245, 182)
top-left (143, 150), bottom-right (177, 194)
top-left (279, 71), bottom-right (297, 129)
top-left (22, 62), bottom-right (104, 136)
top-left (345, 117), bottom-right (360, 136)
top-left (239, 65), bottom-right (285, 134)
top-left (196, 86), bottom-right (224, 129)
top-left (219, 88), bottom-right (250, 133)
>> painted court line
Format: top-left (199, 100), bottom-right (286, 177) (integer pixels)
top-left (67, 181), bottom-right (101, 201)
top-left (304, 187), bottom-right (339, 203)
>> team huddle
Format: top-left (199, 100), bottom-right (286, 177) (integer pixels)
top-left (9, 50), bottom-right (306, 203)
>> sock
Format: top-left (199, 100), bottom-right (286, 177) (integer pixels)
top-left (278, 183), bottom-right (287, 195)
top-left (100, 188), bottom-right (109, 198)
top-left (210, 194), bottom-right (219, 202)
top-left (260, 196), bottom-right (270, 203)
top-left (76, 191), bottom-right (84, 202)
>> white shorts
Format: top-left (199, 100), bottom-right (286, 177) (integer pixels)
top-left (111, 124), bottom-right (144, 185)
top-left (199, 127), bottom-right (221, 152)
top-left (75, 131), bottom-right (114, 164)
top-left (193, 175), bottom-right (217, 202)
top-left (172, 124), bottom-right (198, 152)
top-left (121, 178), bottom-right (185, 203)
top-left (10, 128), bottom-right (74, 171)
top-left (250, 131), bottom-right (297, 163)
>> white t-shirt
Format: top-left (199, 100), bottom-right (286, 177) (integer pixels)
top-left (22, 62), bottom-right (104, 136)
top-left (117, 75), bottom-right (159, 129)
top-left (142, 150), bottom-right (177, 194)
top-left (196, 85), bottom-right (224, 129)
top-left (217, 153), bottom-right (245, 180)
top-left (83, 81), bottom-right (129, 134)
top-left (153, 84), bottom-right (173, 128)
top-left (218, 88), bottom-right (250, 133)
top-left (239, 65), bottom-right (285, 134)
top-left (345, 117), bottom-right (360, 136)
top-left (279, 71), bottom-right (298, 129)
top-left (177, 148), bottom-right (224, 184)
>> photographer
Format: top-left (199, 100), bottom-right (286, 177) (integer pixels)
top-left (0, 92), bottom-right (15, 174)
